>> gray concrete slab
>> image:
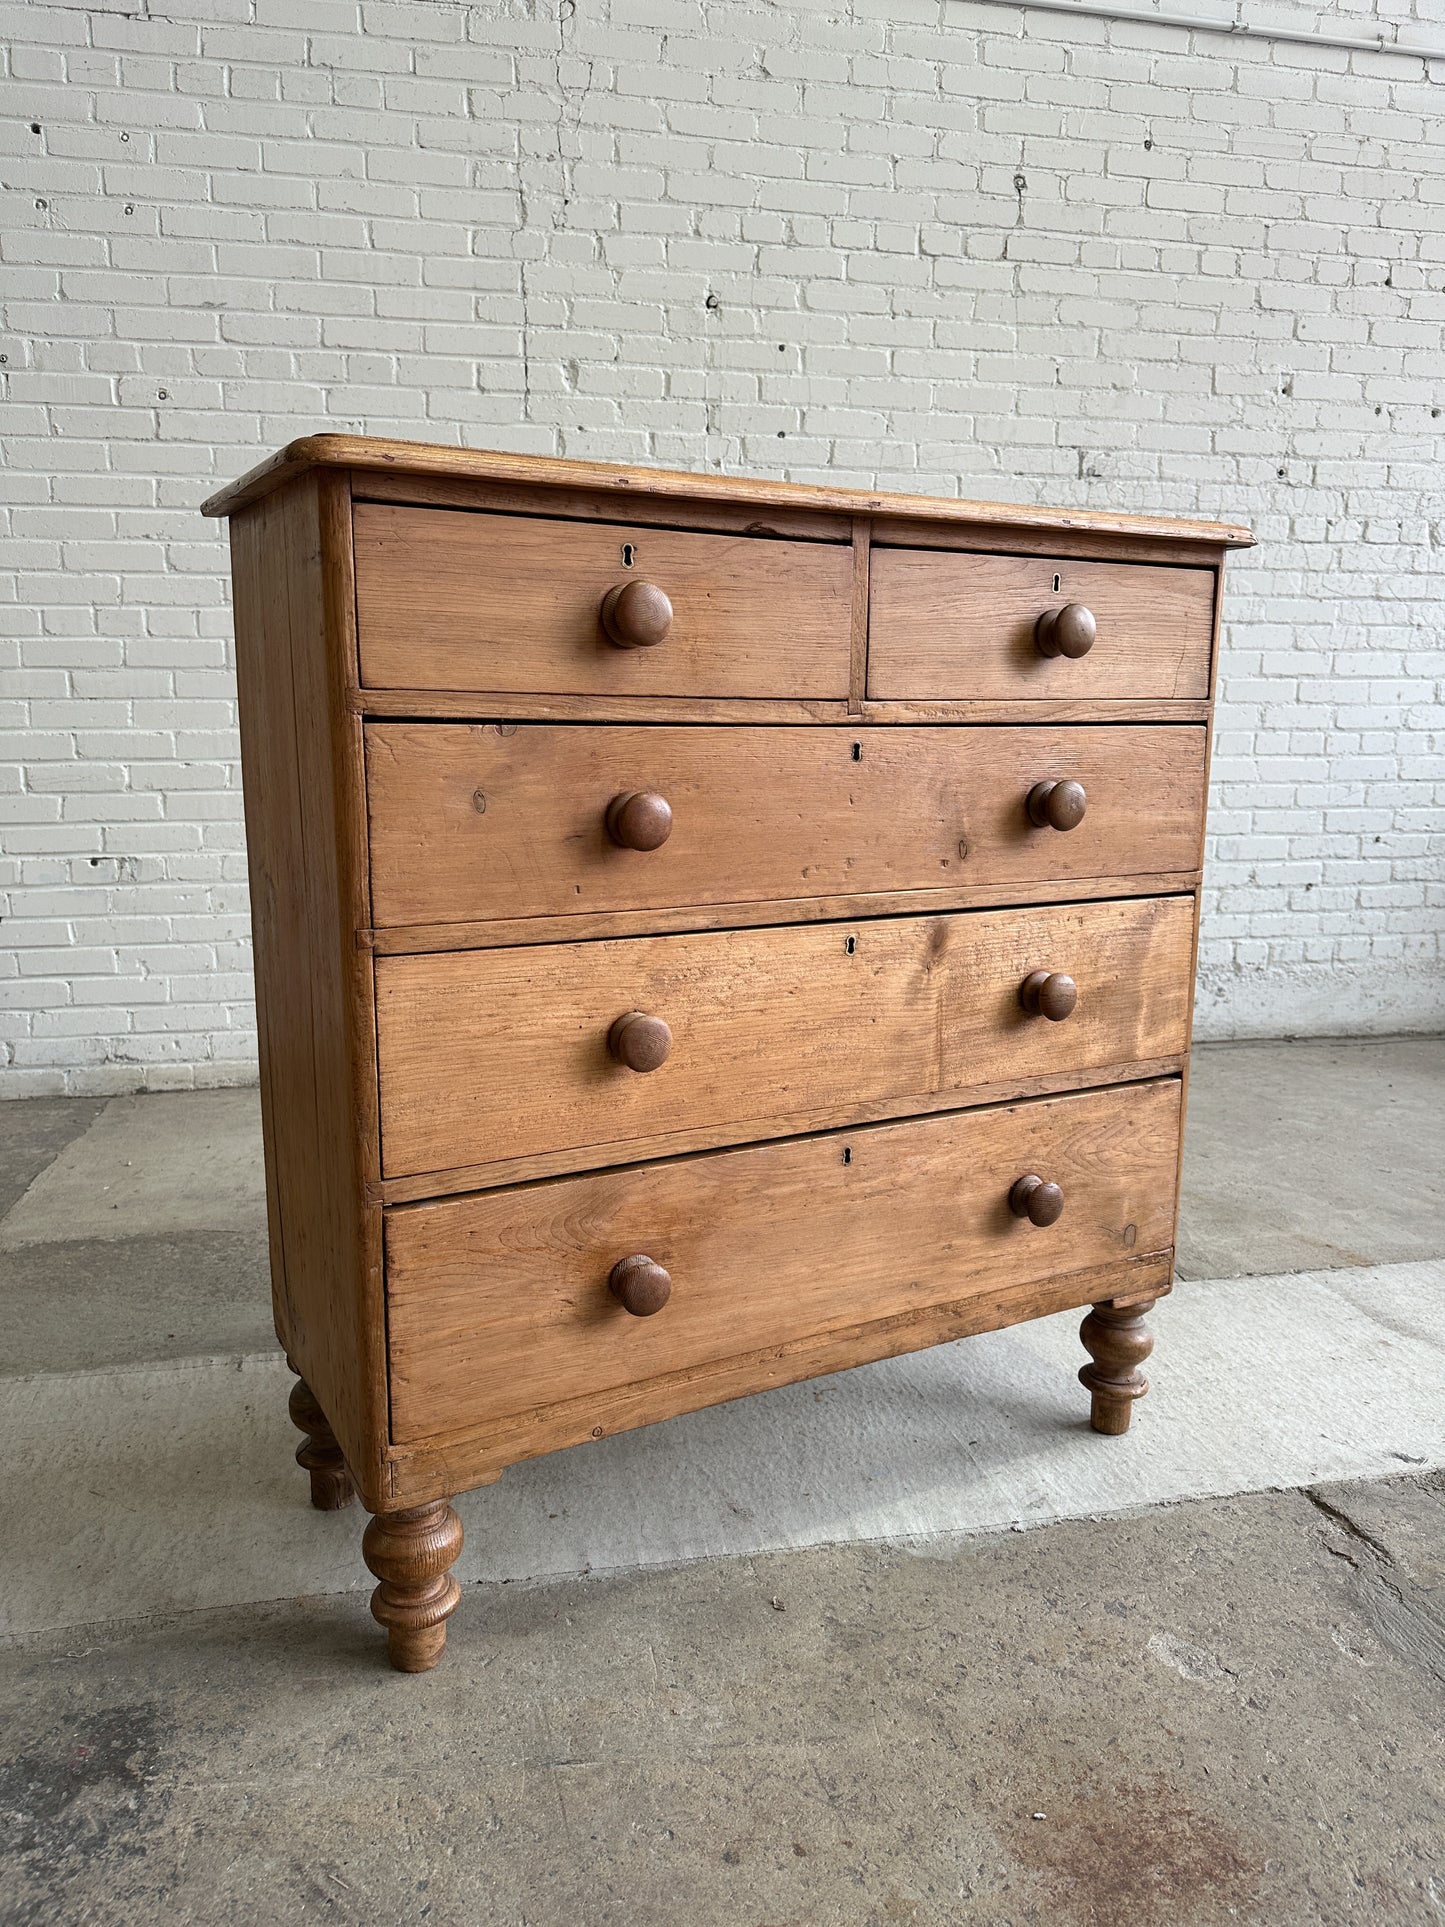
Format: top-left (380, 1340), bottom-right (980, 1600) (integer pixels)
top-left (0, 1089), bottom-right (265, 1250)
top-left (0, 1096), bottom-right (105, 1221)
top-left (1176, 1037), bottom-right (1445, 1280)
top-left (0, 1228), bottom-right (274, 1377)
top-left (5, 1261), bottom-right (1442, 1638)
top-left (2, 1471), bottom-right (1441, 1927)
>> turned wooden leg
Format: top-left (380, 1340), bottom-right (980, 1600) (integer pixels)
top-left (1078, 1299), bottom-right (1156, 1436)
top-left (287, 1374), bottom-right (355, 1510)
top-left (362, 1501), bottom-right (464, 1672)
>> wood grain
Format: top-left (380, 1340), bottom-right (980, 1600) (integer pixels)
top-left (362, 1500), bottom-right (464, 1671)
top-left (374, 895), bottom-right (1193, 1181)
top-left (353, 505), bottom-right (853, 697)
top-left (352, 688), bottom-right (1213, 725)
top-left (364, 723), bottom-right (1207, 930)
top-left (860, 701), bottom-right (1212, 724)
top-left (200, 435), bottom-right (1255, 549)
top-left (363, 878), bottom-right (1201, 960)
top-left (866, 515), bottom-right (1235, 570)
top-left (288, 1373), bottom-right (355, 1511)
top-left (384, 1078), bottom-right (1182, 1445)
top-left (370, 1055), bottom-right (1187, 1204)
top-left (849, 515), bottom-right (871, 714)
top-left (383, 1252), bottom-right (1174, 1498)
top-left (208, 438), bottom-right (1239, 1650)
top-left (1078, 1300), bottom-right (1157, 1435)
top-left (351, 468), bottom-right (854, 540)
top-left (868, 550), bottom-right (1215, 701)
top-left (229, 490), bottom-right (301, 1377)
top-left (229, 473), bottom-right (388, 1508)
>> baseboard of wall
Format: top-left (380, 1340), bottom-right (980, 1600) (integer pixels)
top-left (1193, 961), bottom-right (1445, 1043)
top-left (0, 1062), bottom-right (262, 1101)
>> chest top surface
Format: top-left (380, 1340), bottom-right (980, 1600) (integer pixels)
top-left (202, 433), bottom-right (1255, 551)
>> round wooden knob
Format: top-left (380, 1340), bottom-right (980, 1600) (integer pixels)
top-left (1020, 970), bottom-right (1078, 1021)
top-left (1009, 1174), bottom-right (1065, 1227)
top-left (605, 791), bottom-right (673, 851)
top-left (609, 1254), bottom-right (672, 1316)
top-left (608, 1011), bottom-right (672, 1073)
top-left (1035, 603), bottom-right (1096, 660)
top-left (1026, 779), bottom-right (1087, 832)
top-left (600, 580), bottom-right (672, 649)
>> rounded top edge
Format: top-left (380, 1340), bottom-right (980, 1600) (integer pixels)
top-left (200, 433), bottom-right (1255, 546)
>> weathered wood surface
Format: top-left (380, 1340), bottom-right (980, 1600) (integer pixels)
top-left (370, 1054), bottom-right (1188, 1204)
top-left (362, 1500), bottom-right (464, 1672)
top-left (202, 434), bottom-right (1256, 549)
top-left (353, 690), bottom-right (1210, 724)
top-left (868, 549), bottom-right (1215, 701)
top-left (365, 722), bottom-right (1207, 929)
top-left (353, 505), bottom-right (853, 697)
top-left (384, 1078), bottom-right (1182, 1445)
top-left (207, 437), bottom-right (1241, 1607)
top-left (363, 881), bottom-right (1201, 963)
top-left (384, 1254), bottom-right (1173, 1499)
top-left (229, 473), bottom-right (388, 1506)
top-left (375, 895), bottom-right (1193, 1181)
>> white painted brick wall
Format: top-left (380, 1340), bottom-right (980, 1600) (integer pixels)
top-left (3, 0), bottom-right (1443, 1094)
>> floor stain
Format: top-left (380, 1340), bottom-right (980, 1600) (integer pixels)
top-left (1001, 1772), bottom-right (1263, 1927)
top-left (0, 1699), bottom-right (169, 1925)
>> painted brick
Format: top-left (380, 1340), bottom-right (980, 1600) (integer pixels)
top-left (3, 0), bottom-right (1441, 1091)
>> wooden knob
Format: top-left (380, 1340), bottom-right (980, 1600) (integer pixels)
top-left (1035, 603), bottom-right (1096, 659)
top-left (606, 791), bottom-right (673, 851)
top-left (1009, 1174), bottom-right (1065, 1227)
top-left (609, 1254), bottom-right (672, 1316)
top-left (1020, 970), bottom-right (1078, 1021)
top-left (608, 1011), bottom-right (672, 1073)
top-left (600, 580), bottom-right (672, 649)
top-left (1026, 779), bottom-right (1087, 832)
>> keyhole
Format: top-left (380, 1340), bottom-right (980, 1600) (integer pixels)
top-left (621, 543), bottom-right (636, 568)
top-left (1052, 573), bottom-right (1061, 594)
top-left (845, 935), bottom-right (856, 955)
top-left (842, 1146), bottom-right (852, 1165)
top-left (851, 742), bottom-right (862, 761)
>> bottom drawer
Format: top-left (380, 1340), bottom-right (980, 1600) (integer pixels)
top-left (385, 1078), bottom-right (1181, 1447)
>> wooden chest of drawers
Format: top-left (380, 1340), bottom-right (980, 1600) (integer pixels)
top-left (204, 437), bottom-right (1251, 1671)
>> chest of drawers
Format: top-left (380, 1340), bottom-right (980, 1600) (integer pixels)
top-left (204, 437), bottom-right (1251, 1671)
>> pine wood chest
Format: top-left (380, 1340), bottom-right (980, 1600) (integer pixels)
top-left (204, 437), bottom-right (1252, 1670)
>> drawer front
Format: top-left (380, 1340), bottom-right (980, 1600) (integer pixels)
top-left (365, 723), bottom-right (1207, 930)
top-left (385, 1079), bottom-right (1181, 1444)
top-left (375, 895), bottom-right (1193, 1181)
top-left (353, 505), bottom-right (853, 697)
top-left (868, 549), bottom-right (1214, 701)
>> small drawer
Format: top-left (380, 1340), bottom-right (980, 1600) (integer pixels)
top-left (364, 722), bottom-right (1207, 931)
top-left (374, 895), bottom-right (1193, 1182)
top-left (353, 504), bottom-right (852, 697)
top-left (868, 549), bottom-right (1215, 701)
top-left (384, 1078), bottom-right (1181, 1445)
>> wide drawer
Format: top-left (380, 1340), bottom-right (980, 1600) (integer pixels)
top-left (365, 723), bottom-right (1207, 931)
top-left (353, 505), bottom-right (853, 697)
top-left (375, 895), bottom-right (1192, 1182)
top-left (385, 1078), bottom-right (1181, 1444)
top-left (868, 549), bottom-right (1214, 701)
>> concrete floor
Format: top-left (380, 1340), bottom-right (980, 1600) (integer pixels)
top-left (4, 1473), bottom-right (1442, 1926)
top-left (2, 1038), bottom-right (1443, 1924)
top-left (0, 1090), bottom-right (271, 1372)
top-left (1175, 1038), bottom-right (1445, 1279)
